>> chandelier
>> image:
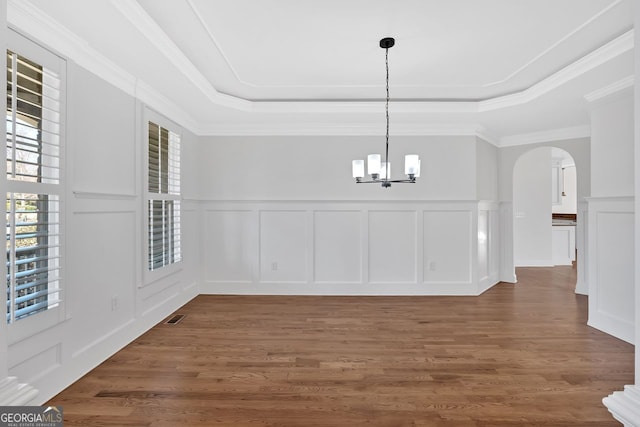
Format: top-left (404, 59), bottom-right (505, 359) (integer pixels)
top-left (352, 37), bottom-right (420, 188)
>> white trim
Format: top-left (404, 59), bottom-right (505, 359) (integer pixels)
top-left (0, 377), bottom-right (38, 406)
top-left (109, 0), bottom-right (249, 112)
top-left (585, 75), bottom-right (635, 103)
top-left (499, 126), bottom-right (591, 147)
top-left (7, 0), bottom-right (634, 141)
top-left (198, 121), bottom-right (490, 138)
top-left (7, 0), bottom-right (199, 134)
top-left (479, 30), bottom-right (634, 112)
top-left (604, 385), bottom-right (640, 427)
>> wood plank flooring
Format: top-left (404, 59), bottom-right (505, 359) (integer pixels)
top-left (48, 267), bottom-right (634, 426)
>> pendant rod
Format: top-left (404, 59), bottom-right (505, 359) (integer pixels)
top-left (384, 45), bottom-right (390, 183)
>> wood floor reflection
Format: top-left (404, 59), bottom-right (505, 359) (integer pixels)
top-left (48, 266), bottom-right (633, 426)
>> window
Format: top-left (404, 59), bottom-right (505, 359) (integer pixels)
top-left (147, 120), bottom-right (181, 272)
top-left (6, 46), bottom-right (63, 324)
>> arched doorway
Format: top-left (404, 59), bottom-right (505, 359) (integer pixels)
top-left (511, 146), bottom-right (586, 294)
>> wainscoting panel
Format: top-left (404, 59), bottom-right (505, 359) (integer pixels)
top-left (314, 210), bottom-right (362, 284)
top-left (204, 210), bottom-right (256, 284)
top-left (368, 210), bottom-right (417, 284)
top-left (69, 211), bottom-right (137, 352)
top-left (587, 197), bottom-right (634, 344)
top-left (259, 210), bottom-right (308, 284)
top-left (423, 210), bottom-right (472, 285)
top-left (200, 201), bottom-right (499, 295)
top-left (9, 344), bottom-right (61, 386)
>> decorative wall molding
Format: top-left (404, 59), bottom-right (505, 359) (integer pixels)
top-left (201, 200), bottom-right (499, 296)
top-left (587, 197), bottom-right (635, 344)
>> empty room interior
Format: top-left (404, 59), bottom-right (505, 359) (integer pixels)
top-left (2, 0), bottom-right (640, 425)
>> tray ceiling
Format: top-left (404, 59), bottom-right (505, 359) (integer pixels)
top-left (8, 0), bottom-right (635, 142)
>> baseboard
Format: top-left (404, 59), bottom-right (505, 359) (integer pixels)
top-left (31, 283), bottom-right (198, 405)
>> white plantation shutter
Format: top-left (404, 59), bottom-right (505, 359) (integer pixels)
top-left (147, 121), bottom-right (181, 271)
top-left (6, 45), bottom-right (64, 324)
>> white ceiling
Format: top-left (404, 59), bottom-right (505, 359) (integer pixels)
top-left (8, 0), bottom-right (635, 144)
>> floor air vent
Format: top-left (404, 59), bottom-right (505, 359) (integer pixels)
top-left (165, 314), bottom-right (185, 325)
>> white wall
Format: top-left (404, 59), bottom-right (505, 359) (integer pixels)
top-left (591, 90), bottom-right (635, 198)
top-left (198, 135), bottom-right (478, 201)
top-left (476, 138), bottom-right (498, 201)
top-left (602, 5), bottom-right (640, 421)
top-left (6, 59), bottom-right (200, 404)
top-left (513, 147), bottom-right (553, 266)
top-left (587, 89), bottom-right (634, 344)
top-left (498, 138), bottom-right (590, 203)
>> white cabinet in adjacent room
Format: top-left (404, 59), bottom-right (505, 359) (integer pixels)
top-left (552, 225), bottom-right (576, 266)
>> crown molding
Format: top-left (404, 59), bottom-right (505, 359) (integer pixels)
top-left (6, 0), bottom-right (632, 144)
top-left (8, 0), bottom-right (199, 133)
top-left (7, 0), bottom-right (136, 93)
top-left (584, 75), bottom-right (634, 103)
top-left (480, 29), bottom-right (634, 112)
top-left (198, 122), bottom-right (487, 137)
top-left (499, 125), bottom-right (590, 147)
top-left (109, 0), bottom-right (250, 112)
top-left (250, 100), bottom-right (479, 114)
top-left (480, 0), bottom-right (626, 88)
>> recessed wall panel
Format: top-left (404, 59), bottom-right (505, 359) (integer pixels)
top-left (205, 210), bottom-right (255, 282)
top-left (314, 211), bottom-right (361, 283)
top-left (260, 211), bottom-right (307, 283)
top-left (596, 211), bottom-right (634, 324)
top-left (368, 211), bottom-right (417, 283)
top-left (69, 211), bottom-right (136, 352)
top-left (424, 211), bottom-right (472, 283)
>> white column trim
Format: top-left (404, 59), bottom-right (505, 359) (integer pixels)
top-left (604, 385), bottom-right (640, 427)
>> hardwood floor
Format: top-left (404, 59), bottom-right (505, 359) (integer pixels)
top-left (48, 266), bottom-right (634, 426)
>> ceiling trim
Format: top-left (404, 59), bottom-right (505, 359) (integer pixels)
top-left (479, 29), bottom-right (634, 112)
top-left (198, 122), bottom-right (489, 138)
top-left (186, 0), bottom-right (625, 93)
top-left (584, 75), bottom-right (634, 102)
top-left (8, 0), bottom-right (200, 133)
top-left (480, 0), bottom-right (626, 89)
top-left (499, 125), bottom-right (591, 147)
top-left (109, 0), bottom-right (250, 112)
top-left (7, 0), bottom-right (630, 143)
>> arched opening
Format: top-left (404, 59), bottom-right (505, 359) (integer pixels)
top-left (512, 146), bottom-right (583, 293)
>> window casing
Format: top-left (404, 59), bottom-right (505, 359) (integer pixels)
top-left (146, 120), bottom-right (181, 273)
top-left (5, 37), bottom-right (64, 328)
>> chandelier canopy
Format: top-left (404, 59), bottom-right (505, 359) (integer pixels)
top-left (352, 37), bottom-right (420, 188)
